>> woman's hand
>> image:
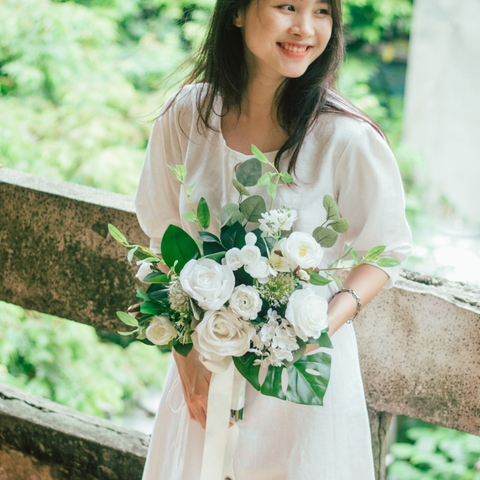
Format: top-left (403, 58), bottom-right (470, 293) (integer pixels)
top-left (173, 348), bottom-right (212, 429)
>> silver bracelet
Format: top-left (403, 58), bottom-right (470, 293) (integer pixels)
top-left (331, 288), bottom-right (362, 324)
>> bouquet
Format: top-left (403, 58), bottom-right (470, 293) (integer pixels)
top-left (109, 145), bottom-right (399, 413)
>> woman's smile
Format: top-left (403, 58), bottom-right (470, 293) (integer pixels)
top-left (277, 42), bottom-right (313, 57)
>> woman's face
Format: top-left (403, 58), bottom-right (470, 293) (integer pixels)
top-left (235, 0), bottom-right (333, 84)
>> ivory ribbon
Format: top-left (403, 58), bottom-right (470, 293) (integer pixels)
top-left (199, 356), bottom-right (246, 480)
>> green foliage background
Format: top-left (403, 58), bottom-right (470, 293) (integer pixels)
top-left (1, 0), bottom-right (478, 477)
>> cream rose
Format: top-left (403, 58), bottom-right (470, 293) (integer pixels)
top-left (146, 316), bottom-right (177, 346)
top-left (192, 307), bottom-right (254, 362)
top-left (180, 258), bottom-right (235, 311)
top-left (244, 257), bottom-right (274, 284)
top-left (229, 285), bottom-right (263, 320)
top-left (225, 247), bottom-right (243, 270)
top-left (281, 232), bottom-right (324, 269)
top-left (285, 288), bottom-right (329, 341)
top-left (240, 244), bottom-right (261, 265)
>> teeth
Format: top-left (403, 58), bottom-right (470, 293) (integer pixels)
top-left (280, 43), bottom-right (309, 53)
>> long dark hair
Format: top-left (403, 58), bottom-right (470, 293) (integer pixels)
top-left (168, 0), bottom-right (383, 173)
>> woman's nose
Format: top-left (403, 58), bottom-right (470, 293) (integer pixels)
top-left (288, 14), bottom-right (315, 37)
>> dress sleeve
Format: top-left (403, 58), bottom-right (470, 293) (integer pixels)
top-left (135, 98), bottom-right (184, 254)
top-left (334, 121), bottom-right (412, 289)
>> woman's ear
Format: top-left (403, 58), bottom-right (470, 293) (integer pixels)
top-left (233, 11), bottom-right (244, 28)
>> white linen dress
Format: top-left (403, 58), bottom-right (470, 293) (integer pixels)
top-left (135, 84), bottom-right (412, 480)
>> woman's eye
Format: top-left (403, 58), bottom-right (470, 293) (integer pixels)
top-left (278, 5), bottom-right (295, 11)
top-left (316, 8), bottom-right (330, 14)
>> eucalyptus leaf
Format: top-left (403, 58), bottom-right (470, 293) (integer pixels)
top-left (236, 157), bottom-right (262, 187)
top-left (197, 197), bottom-right (210, 229)
top-left (183, 211), bottom-right (197, 223)
top-left (323, 194), bottom-right (340, 222)
top-left (116, 311), bottom-right (138, 327)
top-left (365, 245), bottom-right (386, 262)
top-left (376, 257), bottom-right (400, 267)
top-left (312, 226), bottom-right (338, 248)
top-left (220, 203), bottom-right (240, 226)
top-left (239, 195), bottom-right (267, 223)
top-left (230, 210), bottom-right (245, 225)
top-left (108, 224), bottom-right (127, 245)
top-left (232, 179), bottom-right (251, 197)
top-left (309, 272), bottom-right (332, 286)
top-left (161, 224), bottom-right (200, 273)
top-left (251, 144), bottom-right (271, 165)
top-left (329, 218), bottom-right (349, 233)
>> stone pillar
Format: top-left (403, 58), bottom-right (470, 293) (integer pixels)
top-left (403, 0), bottom-right (480, 225)
top-left (368, 409), bottom-right (394, 480)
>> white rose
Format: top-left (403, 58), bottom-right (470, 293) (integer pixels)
top-left (146, 316), bottom-right (177, 346)
top-left (244, 257), bottom-right (274, 284)
top-left (225, 248), bottom-right (243, 270)
top-left (285, 288), bottom-right (329, 341)
top-left (281, 232), bottom-right (324, 269)
top-left (180, 258), bottom-right (235, 311)
top-left (245, 232), bottom-right (258, 246)
top-left (192, 307), bottom-right (254, 362)
top-left (229, 285), bottom-right (263, 320)
top-left (240, 244), bottom-right (261, 265)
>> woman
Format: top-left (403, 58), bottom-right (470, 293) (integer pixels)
top-left (135, 0), bottom-right (412, 478)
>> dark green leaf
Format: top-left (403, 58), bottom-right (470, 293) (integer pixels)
top-left (116, 311), bottom-right (138, 327)
top-left (136, 289), bottom-right (150, 301)
top-left (329, 218), bottom-right (349, 233)
top-left (146, 288), bottom-right (170, 303)
top-left (312, 226), bottom-right (338, 248)
top-left (143, 272), bottom-right (170, 283)
top-left (377, 257), bottom-right (400, 267)
top-left (251, 145), bottom-right (271, 165)
top-left (161, 224), bottom-right (200, 273)
top-left (173, 342), bottom-right (194, 357)
top-left (284, 351), bottom-right (332, 405)
top-left (140, 301), bottom-right (163, 315)
top-left (197, 197), bottom-right (210, 229)
top-left (308, 329), bottom-right (333, 349)
top-left (310, 272), bottom-right (332, 286)
top-left (108, 224), bottom-right (127, 245)
top-left (284, 339), bottom-right (307, 367)
top-left (232, 179), bottom-right (251, 197)
top-left (236, 157), bottom-right (262, 187)
top-left (233, 353), bottom-right (262, 391)
top-left (198, 232), bottom-right (222, 243)
top-left (202, 251), bottom-right (227, 263)
top-left (323, 194), bottom-right (340, 222)
top-left (364, 245), bottom-right (386, 262)
top-left (239, 195), bottom-right (267, 223)
top-left (261, 365), bottom-right (287, 400)
top-left (221, 222), bottom-right (246, 250)
top-left (203, 241), bottom-right (225, 256)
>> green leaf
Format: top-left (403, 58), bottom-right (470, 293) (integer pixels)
top-left (203, 251), bottom-right (227, 263)
top-left (284, 351), bottom-right (331, 405)
top-left (308, 329), bottom-right (333, 349)
top-left (312, 226), bottom-right (338, 248)
top-left (140, 301), bottom-right (163, 316)
top-left (118, 330), bottom-right (138, 336)
top-left (323, 194), bottom-right (340, 222)
top-left (280, 172), bottom-right (294, 183)
top-left (329, 218), bottom-right (349, 233)
top-left (116, 311), bottom-right (139, 327)
top-left (257, 172), bottom-right (273, 186)
top-left (236, 157), bottom-right (262, 187)
top-left (365, 245), bottom-right (386, 262)
top-left (329, 274), bottom-right (343, 287)
top-left (197, 197), bottom-right (210, 229)
top-left (173, 342), bottom-right (193, 357)
top-left (230, 210), bottom-right (245, 225)
top-left (351, 250), bottom-right (359, 263)
top-left (183, 211), bottom-right (197, 223)
top-left (232, 179), bottom-right (251, 197)
top-left (108, 224), bottom-right (127, 245)
top-left (239, 195), bottom-right (267, 223)
top-left (198, 232), bottom-right (222, 243)
top-left (136, 289), bottom-right (150, 301)
top-left (309, 272), bottom-right (332, 286)
top-left (251, 144), bottom-right (271, 164)
top-left (260, 366), bottom-right (287, 400)
top-left (203, 241), bottom-right (225, 256)
top-left (377, 257), bottom-right (400, 267)
top-left (266, 181), bottom-right (277, 199)
top-left (127, 246), bottom-right (137, 263)
top-left (233, 353), bottom-right (262, 391)
top-left (186, 183), bottom-right (196, 196)
top-left (220, 203), bottom-right (240, 226)
top-left (143, 272), bottom-right (170, 283)
top-left (167, 164), bottom-right (187, 182)
top-left (161, 224), bottom-right (200, 273)
top-left (221, 222), bottom-right (246, 250)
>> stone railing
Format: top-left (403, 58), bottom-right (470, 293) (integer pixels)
top-left (1, 167), bottom-right (479, 480)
